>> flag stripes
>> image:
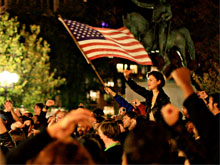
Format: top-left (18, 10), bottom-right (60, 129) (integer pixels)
top-left (63, 19), bottom-right (152, 65)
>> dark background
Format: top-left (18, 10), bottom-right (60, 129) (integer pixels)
top-left (4, 0), bottom-right (219, 109)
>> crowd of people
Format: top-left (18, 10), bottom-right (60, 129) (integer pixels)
top-left (0, 67), bottom-right (219, 164)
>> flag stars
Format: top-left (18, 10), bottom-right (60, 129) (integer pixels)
top-left (65, 20), bottom-right (105, 41)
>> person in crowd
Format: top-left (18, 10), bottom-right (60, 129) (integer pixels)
top-left (31, 115), bottom-right (41, 134)
top-left (33, 99), bottom-right (55, 128)
top-left (27, 138), bottom-right (94, 164)
top-left (92, 115), bottom-right (105, 133)
top-left (161, 67), bottom-right (219, 164)
top-left (0, 117), bottom-right (15, 154)
top-left (75, 121), bottom-right (92, 138)
top-left (181, 106), bottom-right (200, 141)
top-left (185, 120), bottom-right (200, 141)
top-left (33, 103), bottom-right (44, 116)
top-left (196, 90), bottom-right (209, 104)
top-left (8, 128), bottom-right (26, 147)
top-left (93, 108), bottom-right (104, 118)
top-left (47, 110), bottom-right (68, 127)
top-left (22, 111), bottom-right (33, 118)
top-left (105, 87), bottom-right (146, 116)
top-left (0, 100), bottom-right (20, 153)
top-left (55, 111), bottom-right (67, 122)
top-left (207, 93), bottom-right (220, 131)
top-left (123, 70), bottom-right (170, 123)
top-left (9, 116), bottom-right (35, 145)
top-left (14, 109), bottom-right (22, 118)
top-left (182, 106), bottom-right (190, 120)
top-left (79, 133), bottom-right (107, 164)
top-left (1, 100), bottom-right (21, 131)
top-left (97, 119), bottom-right (123, 164)
top-left (5, 108), bottom-right (95, 164)
top-left (122, 111), bottom-right (137, 131)
top-left (123, 121), bottom-right (175, 164)
top-left (208, 93), bottom-right (220, 118)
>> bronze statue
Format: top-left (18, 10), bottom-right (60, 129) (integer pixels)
top-left (124, 0), bottom-right (195, 73)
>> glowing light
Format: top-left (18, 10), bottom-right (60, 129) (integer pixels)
top-left (0, 71), bottom-right (19, 86)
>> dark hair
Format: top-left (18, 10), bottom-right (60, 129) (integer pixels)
top-left (125, 111), bottom-right (137, 119)
top-left (34, 103), bottom-right (44, 110)
top-left (79, 133), bottom-right (107, 164)
top-left (95, 116), bottom-right (105, 123)
top-left (124, 121), bottom-right (173, 164)
top-left (20, 116), bottom-right (34, 125)
top-left (148, 71), bottom-right (165, 89)
top-left (28, 138), bottom-right (94, 164)
top-left (93, 108), bottom-right (104, 117)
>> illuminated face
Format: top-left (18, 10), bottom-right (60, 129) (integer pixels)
top-left (56, 112), bottom-right (66, 122)
top-left (122, 115), bottom-right (132, 129)
top-left (34, 105), bottom-right (41, 115)
top-left (186, 121), bottom-right (195, 134)
top-left (14, 109), bottom-right (21, 117)
top-left (77, 122), bottom-right (88, 136)
top-left (147, 75), bottom-right (161, 90)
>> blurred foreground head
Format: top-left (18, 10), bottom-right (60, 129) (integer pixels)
top-left (123, 121), bottom-right (173, 164)
top-left (27, 137), bottom-right (94, 164)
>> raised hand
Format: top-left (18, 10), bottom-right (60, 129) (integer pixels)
top-left (104, 87), bottom-right (116, 97)
top-left (123, 70), bottom-right (132, 80)
top-left (47, 108), bottom-right (95, 140)
top-left (4, 100), bottom-right (13, 112)
top-left (133, 99), bottom-right (141, 107)
top-left (161, 103), bottom-right (180, 126)
top-left (171, 67), bottom-right (194, 98)
top-left (46, 100), bottom-right (55, 107)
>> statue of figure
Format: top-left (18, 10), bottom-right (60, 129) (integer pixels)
top-left (124, 0), bottom-right (195, 75)
top-left (131, 0), bottom-right (172, 57)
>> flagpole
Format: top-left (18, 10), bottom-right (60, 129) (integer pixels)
top-left (58, 15), bottom-right (105, 87)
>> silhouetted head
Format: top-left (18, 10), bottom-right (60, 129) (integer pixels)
top-left (123, 121), bottom-right (173, 164)
top-left (27, 138), bottom-right (94, 164)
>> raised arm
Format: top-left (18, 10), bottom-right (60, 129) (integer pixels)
top-left (104, 87), bottom-right (134, 112)
top-left (4, 100), bottom-right (21, 122)
top-left (123, 70), bottom-right (150, 98)
top-left (6, 108), bottom-right (95, 164)
top-left (171, 67), bottom-right (219, 163)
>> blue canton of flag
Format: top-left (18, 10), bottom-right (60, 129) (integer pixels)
top-left (64, 20), bottom-right (105, 41)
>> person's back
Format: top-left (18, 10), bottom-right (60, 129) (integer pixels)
top-left (105, 143), bottom-right (123, 164)
top-left (97, 120), bottom-right (123, 164)
top-left (123, 121), bottom-right (175, 164)
top-left (79, 133), bottom-right (107, 164)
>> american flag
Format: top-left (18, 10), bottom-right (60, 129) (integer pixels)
top-left (63, 19), bottom-right (152, 65)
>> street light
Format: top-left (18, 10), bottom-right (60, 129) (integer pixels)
top-left (0, 71), bottom-right (19, 100)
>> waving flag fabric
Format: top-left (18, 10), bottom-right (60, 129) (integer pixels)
top-left (63, 19), bottom-right (152, 65)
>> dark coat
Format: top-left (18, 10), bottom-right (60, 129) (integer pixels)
top-left (105, 144), bottom-right (123, 164)
top-left (126, 78), bottom-right (170, 123)
top-left (183, 94), bottom-right (219, 164)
